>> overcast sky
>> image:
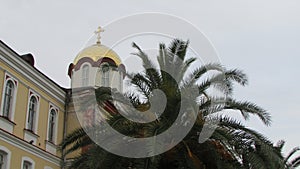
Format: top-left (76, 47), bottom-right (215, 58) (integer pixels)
top-left (0, 0), bottom-right (299, 156)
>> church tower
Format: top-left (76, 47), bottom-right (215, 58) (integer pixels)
top-left (64, 27), bottom-right (126, 158)
top-left (68, 26), bottom-right (125, 91)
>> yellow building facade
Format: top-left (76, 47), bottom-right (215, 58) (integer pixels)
top-left (0, 27), bottom-right (125, 168)
top-left (0, 40), bottom-right (66, 169)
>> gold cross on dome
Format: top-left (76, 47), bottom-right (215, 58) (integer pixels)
top-left (95, 26), bottom-right (104, 44)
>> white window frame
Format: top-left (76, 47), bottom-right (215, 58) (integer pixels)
top-left (21, 156), bottom-right (35, 169)
top-left (48, 110), bottom-right (56, 142)
top-left (25, 90), bottom-right (40, 133)
top-left (27, 96), bottom-right (37, 131)
top-left (1, 73), bottom-right (18, 121)
top-left (101, 64), bottom-right (110, 87)
top-left (46, 104), bottom-right (58, 144)
top-left (81, 64), bottom-right (89, 87)
top-left (119, 71), bottom-right (123, 92)
top-left (2, 80), bottom-right (14, 118)
top-left (0, 146), bottom-right (11, 169)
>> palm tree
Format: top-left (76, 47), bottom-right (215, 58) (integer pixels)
top-left (60, 39), bottom-right (285, 169)
top-left (274, 140), bottom-right (300, 168)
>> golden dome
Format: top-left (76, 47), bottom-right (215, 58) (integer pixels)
top-left (73, 44), bottom-right (122, 66)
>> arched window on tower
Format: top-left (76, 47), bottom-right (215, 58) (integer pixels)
top-left (119, 71), bottom-right (123, 91)
top-left (101, 64), bottom-right (110, 87)
top-left (82, 65), bottom-right (89, 87)
top-left (2, 80), bottom-right (15, 119)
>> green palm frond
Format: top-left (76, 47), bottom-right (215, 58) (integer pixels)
top-left (129, 72), bottom-right (152, 98)
top-left (225, 98), bottom-right (271, 126)
top-left (192, 63), bottom-right (224, 79)
top-left (168, 39), bottom-right (189, 61)
top-left (182, 57), bottom-right (197, 73)
top-left (59, 127), bottom-right (90, 152)
top-left (132, 42), bottom-right (162, 88)
top-left (275, 140), bottom-right (286, 151)
top-left (224, 69), bottom-right (248, 86)
top-left (182, 63), bottom-right (225, 90)
top-left (157, 43), bottom-right (167, 72)
top-left (289, 156), bottom-right (300, 168)
top-left (285, 147), bottom-right (300, 163)
top-left (132, 42), bottom-right (157, 70)
top-left (247, 151), bottom-right (269, 169)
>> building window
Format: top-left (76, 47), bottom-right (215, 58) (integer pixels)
top-left (27, 96), bottom-right (38, 132)
top-left (2, 80), bottom-right (14, 119)
top-left (0, 146), bottom-right (11, 169)
top-left (21, 157), bottom-right (34, 169)
top-left (23, 161), bottom-right (32, 169)
top-left (101, 65), bottom-right (109, 87)
top-left (0, 151), bottom-right (6, 169)
top-left (82, 65), bottom-right (89, 86)
top-left (48, 109), bottom-right (57, 143)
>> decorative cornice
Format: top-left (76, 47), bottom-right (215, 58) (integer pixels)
top-left (73, 57), bottom-right (118, 71)
top-left (0, 129), bottom-right (61, 166)
top-left (0, 66), bottom-right (65, 113)
top-left (0, 42), bottom-right (66, 104)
